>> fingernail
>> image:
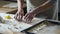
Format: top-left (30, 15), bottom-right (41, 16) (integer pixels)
top-left (14, 16), bottom-right (17, 19)
top-left (17, 16), bottom-right (19, 19)
top-left (20, 16), bottom-right (21, 19)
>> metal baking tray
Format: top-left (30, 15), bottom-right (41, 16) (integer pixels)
top-left (22, 19), bottom-right (60, 34)
top-left (21, 20), bottom-right (46, 32)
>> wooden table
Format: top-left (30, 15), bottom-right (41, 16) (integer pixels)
top-left (0, 0), bottom-right (26, 13)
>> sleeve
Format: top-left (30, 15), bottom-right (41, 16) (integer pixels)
top-left (50, 0), bottom-right (57, 5)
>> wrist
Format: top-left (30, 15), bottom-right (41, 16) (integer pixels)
top-left (30, 11), bottom-right (37, 16)
top-left (18, 8), bottom-right (23, 11)
top-left (31, 10), bottom-right (38, 16)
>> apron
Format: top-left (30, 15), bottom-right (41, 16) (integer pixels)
top-left (26, 0), bottom-right (57, 19)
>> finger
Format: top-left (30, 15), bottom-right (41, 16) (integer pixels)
top-left (28, 19), bottom-right (32, 22)
top-left (26, 17), bottom-right (31, 22)
top-left (17, 14), bottom-right (23, 21)
top-left (19, 14), bottom-right (24, 20)
top-left (27, 16), bottom-right (33, 22)
top-left (17, 12), bottom-right (22, 20)
top-left (28, 17), bottom-right (32, 22)
top-left (14, 16), bottom-right (16, 19)
top-left (17, 16), bottom-right (20, 20)
top-left (21, 16), bottom-right (23, 20)
top-left (19, 15), bottom-right (21, 19)
top-left (24, 15), bottom-right (29, 21)
top-left (18, 16), bottom-right (22, 21)
top-left (19, 16), bottom-right (23, 21)
top-left (18, 12), bottom-right (24, 19)
top-left (24, 13), bottom-right (28, 19)
top-left (25, 15), bottom-right (32, 23)
top-left (25, 19), bottom-right (32, 23)
top-left (27, 19), bottom-right (32, 22)
top-left (14, 14), bottom-right (18, 19)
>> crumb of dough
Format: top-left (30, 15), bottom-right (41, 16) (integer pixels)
top-left (14, 27), bottom-right (18, 29)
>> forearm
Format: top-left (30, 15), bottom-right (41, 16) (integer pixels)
top-left (17, 0), bottom-right (24, 11)
top-left (32, 0), bottom-right (52, 15)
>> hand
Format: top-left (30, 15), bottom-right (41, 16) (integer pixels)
top-left (14, 9), bottom-right (24, 21)
top-left (24, 12), bottom-right (36, 22)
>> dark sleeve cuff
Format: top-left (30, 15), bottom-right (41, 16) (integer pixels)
top-left (50, 0), bottom-right (57, 5)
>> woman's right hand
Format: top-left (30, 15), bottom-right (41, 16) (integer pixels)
top-left (14, 9), bottom-right (24, 21)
